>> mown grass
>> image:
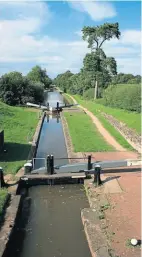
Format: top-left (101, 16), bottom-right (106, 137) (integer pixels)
top-left (95, 113), bottom-right (133, 150)
top-left (0, 101), bottom-right (39, 174)
top-left (64, 112), bottom-right (114, 152)
top-left (74, 95), bottom-right (141, 134)
top-left (63, 94), bottom-right (133, 150)
top-left (0, 189), bottom-right (8, 217)
top-left (63, 93), bottom-right (74, 104)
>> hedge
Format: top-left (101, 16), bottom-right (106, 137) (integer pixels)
top-left (100, 84), bottom-right (141, 113)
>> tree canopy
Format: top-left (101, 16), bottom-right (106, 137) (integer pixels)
top-left (27, 65), bottom-right (52, 89)
top-left (82, 23), bottom-right (121, 50)
top-left (0, 71), bottom-right (44, 106)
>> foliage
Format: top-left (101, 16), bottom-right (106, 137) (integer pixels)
top-left (0, 71), bottom-right (44, 106)
top-left (64, 112), bottom-right (114, 152)
top-left (54, 23), bottom-right (121, 99)
top-left (82, 23), bottom-right (121, 50)
top-left (73, 95), bottom-right (141, 134)
top-left (54, 22), bottom-right (141, 103)
top-left (0, 101), bottom-right (38, 174)
top-left (102, 84), bottom-right (141, 112)
top-left (83, 88), bottom-right (94, 100)
top-left (53, 70), bottom-right (73, 92)
top-left (112, 73), bottom-right (141, 84)
top-left (27, 65), bottom-right (52, 88)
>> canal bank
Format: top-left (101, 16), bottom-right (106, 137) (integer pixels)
top-left (1, 91), bottom-right (92, 257)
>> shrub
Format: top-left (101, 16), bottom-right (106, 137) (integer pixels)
top-left (102, 84), bottom-right (141, 112)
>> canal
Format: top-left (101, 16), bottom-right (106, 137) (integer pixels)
top-left (2, 91), bottom-right (91, 257)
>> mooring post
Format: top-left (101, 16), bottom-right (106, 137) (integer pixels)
top-left (0, 167), bottom-right (5, 188)
top-left (57, 102), bottom-right (59, 112)
top-left (50, 155), bottom-right (54, 175)
top-left (24, 163), bottom-right (32, 174)
top-left (94, 165), bottom-right (102, 187)
top-left (88, 155), bottom-right (92, 170)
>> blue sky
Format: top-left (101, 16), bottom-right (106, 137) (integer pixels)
top-left (0, 1), bottom-right (141, 78)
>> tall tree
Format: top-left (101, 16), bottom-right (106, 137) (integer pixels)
top-left (27, 65), bottom-right (52, 88)
top-left (82, 23), bottom-right (120, 98)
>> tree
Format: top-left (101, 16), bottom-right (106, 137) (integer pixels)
top-left (27, 65), bottom-right (52, 88)
top-left (0, 71), bottom-right (44, 106)
top-left (53, 70), bottom-right (73, 92)
top-left (82, 23), bottom-right (120, 50)
top-left (111, 73), bottom-right (141, 85)
top-left (82, 23), bottom-right (120, 98)
top-left (0, 72), bottom-right (25, 105)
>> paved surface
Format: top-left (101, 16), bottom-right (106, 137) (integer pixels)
top-left (83, 151), bottom-right (140, 161)
top-left (104, 171), bottom-right (141, 257)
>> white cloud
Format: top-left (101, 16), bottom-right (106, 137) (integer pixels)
top-left (70, 1), bottom-right (116, 21)
top-left (0, 2), bottom-right (140, 77)
top-left (121, 30), bottom-right (141, 45)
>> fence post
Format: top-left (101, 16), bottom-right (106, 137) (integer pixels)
top-left (88, 155), bottom-right (92, 170)
top-left (94, 165), bottom-right (102, 187)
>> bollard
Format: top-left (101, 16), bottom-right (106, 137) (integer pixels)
top-left (24, 163), bottom-right (32, 174)
top-left (50, 155), bottom-right (54, 175)
top-left (88, 155), bottom-right (92, 170)
top-left (0, 167), bottom-right (5, 187)
top-left (94, 165), bottom-right (102, 187)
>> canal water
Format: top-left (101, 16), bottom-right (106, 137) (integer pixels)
top-left (2, 91), bottom-right (91, 257)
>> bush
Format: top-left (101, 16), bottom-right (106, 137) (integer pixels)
top-left (83, 88), bottom-right (94, 100)
top-left (102, 84), bottom-right (141, 112)
top-left (0, 72), bottom-right (44, 106)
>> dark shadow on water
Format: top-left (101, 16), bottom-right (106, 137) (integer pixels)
top-left (0, 142), bottom-right (31, 162)
top-left (2, 194), bottom-right (31, 257)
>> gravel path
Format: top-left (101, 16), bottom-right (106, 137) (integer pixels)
top-left (69, 95), bottom-right (126, 152)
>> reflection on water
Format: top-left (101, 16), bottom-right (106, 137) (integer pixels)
top-left (34, 90), bottom-right (68, 170)
top-left (34, 115), bottom-right (68, 169)
top-left (3, 186), bottom-right (91, 257)
top-left (44, 91), bottom-right (64, 107)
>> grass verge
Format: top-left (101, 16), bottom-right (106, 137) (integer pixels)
top-left (0, 189), bottom-right (8, 217)
top-left (63, 93), bottom-right (74, 104)
top-left (0, 101), bottom-right (39, 174)
top-left (72, 95), bottom-right (138, 150)
top-left (64, 112), bottom-right (114, 152)
top-left (74, 95), bottom-right (140, 134)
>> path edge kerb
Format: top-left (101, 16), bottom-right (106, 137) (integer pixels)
top-left (0, 111), bottom-right (46, 257)
top-left (0, 195), bottom-right (21, 257)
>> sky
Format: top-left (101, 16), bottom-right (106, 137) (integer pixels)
top-left (0, 0), bottom-right (141, 78)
